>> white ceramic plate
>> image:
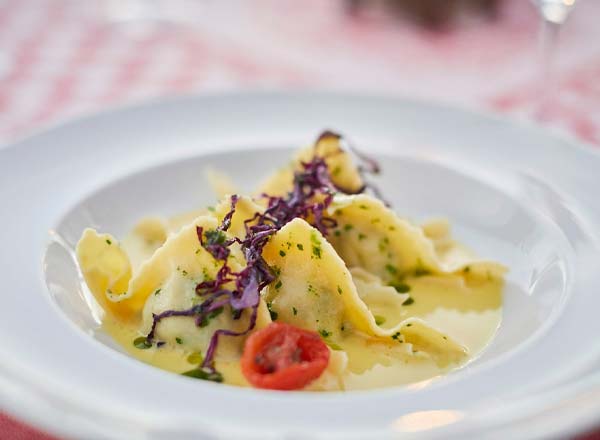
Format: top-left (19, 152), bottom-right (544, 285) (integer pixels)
top-left (2, 92), bottom-right (600, 440)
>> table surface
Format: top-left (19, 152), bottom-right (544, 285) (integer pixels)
top-left (1, 0), bottom-right (600, 438)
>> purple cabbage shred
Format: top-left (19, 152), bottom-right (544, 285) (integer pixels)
top-left (145, 131), bottom-right (382, 375)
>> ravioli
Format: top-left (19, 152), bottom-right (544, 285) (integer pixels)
top-left (75, 131), bottom-right (505, 391)
top-left (261, 218), bottom-right (467, 365)
top-left (328, 194), bottom-right (507, 283)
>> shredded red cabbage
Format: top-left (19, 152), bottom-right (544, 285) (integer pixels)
top-left (145, 131), bottom-right (382, 375)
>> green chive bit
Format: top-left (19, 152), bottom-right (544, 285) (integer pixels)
top-left (343, 224), bottom-right (354, 231)
top-left (199, 307), bottom-right (224, 327)
top-left (391, 332), bottom-right (401, 341)
top-left (359, 204), bottom-right (369, 210)
top-left (325, 341), bottom-right (343, 351)
top-left (312, 246), bottom-right (322, 259)
top-left (154, 288), bottom-right (162, 296)
top-left (105, 239), bottom-right (112, 245)
top-left (392, 283), bottom-right (411, 293)
top-left (334, 230), bottom-right (341, 237)
top-left (296, 243), bottom-right (304, 251)
top-left (175, 337), bottom-right (183, 345)
top-left (133, 336), bottom-right (152, 349)
top-left (374, 315), bottom-right (386, 326)
top-left (337, 285), bottom-right (343, 295)
top-left (274, 280), bottom-right (283, 290)
top-left (187, 352), bottom-right (204, 364)
top-left (358, 233), bottom-right (367, 241)
top-left (292, 307), bottom-right (298, 316)
top-left (267, 302), bottom-right (278, 321)
top-left (385, 264), bottom-right (397, 275)
top-left (279, 250), bottom-right (286, 257)
top-left (182, 367), bottom-right (223, 383)
top-left (403, 297), bottom-right (415, 306)
top-left (319, 329), bottom-right (331, 338)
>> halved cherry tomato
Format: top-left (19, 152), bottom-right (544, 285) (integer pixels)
top-left (241, 322), bottom-right (330, 390)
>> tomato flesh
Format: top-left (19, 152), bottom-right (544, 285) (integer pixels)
top-left (241, 322), bottom-right (330, 390)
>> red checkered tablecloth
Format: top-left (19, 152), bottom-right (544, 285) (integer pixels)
top-left (1, 0), bottom-right (600, 438)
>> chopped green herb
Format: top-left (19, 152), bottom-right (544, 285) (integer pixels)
top-left (195, 248), bottom-right (202, 255)
top-left (334, 230), bottom-right (341, 237)
top-left (388, 226), bottom-right (396, 231)
top-left (312, 246), bottom-right (322, 259)
top-left (175, 337), bottom-right (183, 345)
top-left (358, 233), bottom-right (367, 241)
top-left (154, 288), bottom-right (162, 296)
top-left (292, 306), bottom-right (298, 316)
top-left (274, 280), bottom-right (283, 290)
top-left (204, 229), bottom-right (227, 246)
top-left (286, 241), bottom-right (292, 249)
top-left (391, 332), bottom-right (401, 341)
top-left (463, 266), bottom-right (471, 273)
top-left (296, 243), bottom-right (304, 251)
top-left (343, 224), bottom-right (354, 231)
top-left (403, 297), bottom-right (415, 306)
top-left (359, 204), bottom-right (369, 210)
top-left (442, 336), bottom-right (448, 340)
top-left (105, 239), bottom-right (112, 245)
top-left (385, 264), bottom-right (398, 275)
top-left (267, 302), bottom-right (278, 321)
top-left (181, 269), bottom-right (188, 276)
top-left (187, 352), bottom-right (204, 364)
top-left (371, 218), bottom-right (381, 224)
top-left (325, 341), bottom-right (343, 351)
top-left (374, 315), bottom-right (386, 326)
top-left (279, 250), bottom-right (286, 257)
top-left (199, 307), bottom-right (224, 327)
top-left (133, 336), bottom-right (152, 350)
top-left (319, 329), bottom-right (331, 338)
top-left (406, 323), bottom-right (413, 327)
top-left (337, 285), bottom-right (343, 295)
top-left (392, 283), bottom-right (411, 293)
top-left (207, 206), bottom-right (215, 212)
top-left (414, 267), bottom-right (431, 277)
top-left (182, 367), bottom-right (223, 383)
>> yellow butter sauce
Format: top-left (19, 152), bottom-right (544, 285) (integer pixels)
top-left (103, 273), bottom-right (502, 391)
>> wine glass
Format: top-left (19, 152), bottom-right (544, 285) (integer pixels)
top-left (532, 0), bottom-right (578, 118)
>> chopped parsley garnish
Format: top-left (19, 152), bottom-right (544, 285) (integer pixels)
top-left (319, 329), bottom-right (331, 338)
top-left (279, 250), bottom-right (286, 257)
top-left (274, 280), bottom-right (283, 290)
top-left (334, 230), bottom-right (341, 237)
top-left (403, 297), bottom-right (415, 306)
top-left (182, 367), bottom-right (223, 383)
top-left (267, 302), bottom-right (278, 321)
top-left (337, 285), bottom-right (343, 295)
top-left (154, 288), bottom-right (162, 296)
top-left (344, 224), bottom-right (354, 231)
top-left (105, 239), bottom-right (112, 245)
top-left (359, 204), bottom-right (369, 210)
top-left (325, 341), bottom-right (343, 351)
top-left (358, 233), bottom-right (367, 240)
top-left (292, 307), bottom-right (298, 316)
top-left (312, 246), bottom-right (322, 259)
top-left (392, 282), bottom-right (411, 293)
top-left (463, 266), bottom-right (471, 273)
top-left (391, 332), bottom-right (401, 341)
top-left (374, 315), bottom-right (386, 326)
top-left (133, 336), bottom-right (152, 349)
top-left (296, 243), bottom-right (304, 251)
top-left (175, 337), bottom-right (183, 345)
top-left (414, 267), bottom-right (431, 277)
top-left (204, 229), bottom-right (227, 247)
top-left (199, 306), bottom-right (224, 328)
top-left (385, 264), bottom-right (398, 275)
